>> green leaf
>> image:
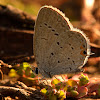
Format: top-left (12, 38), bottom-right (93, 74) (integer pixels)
top-left (41, 88), bottom-right (47, 95)
top-left (30, 73), bottom-right (35, 78)
top-left (57, 90), bottom-right (66, 99)
top-left (55, 82), bottom-right (61, 90)
top-left (79, 74), bottom-right (89, 86)
top-left (9, 69), bottom-right (17, 77)
top-left (70, 90), bottom-right (79, 97)
top-left (51, 79), bottom-right (61, 86)
top-left (49, 94), bottom-right (57, 100)
top-left (23, 62), bottom-right (30, 70)
top-left (97, 85), bottom-right (100, 96)
top-left (67, 79), bottom-right (78, 87)
top-left (25, 67), bottom-right (31, 77)
top-left (60, 82), bottom-right (68, 91)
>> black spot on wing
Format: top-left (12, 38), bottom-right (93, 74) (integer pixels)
top-left (51, 53), bottom-right (54, 55)
top-left (68, 58), bottom-right (70, 60)
top-left (57, 42), bottom-right (60, 45)
top-left (71, 47), bottom-right (74, 49)
top-left (58, 61), bottom-right (60, 63)
top-left (52, 29), bottom-right (55, 32)
top-left (54, 33), bottom-right (59, 36)
top-left (48, 26), bottom-right (52, 28)
top-left (83, 51), bottom-right (87, 55)
top-left (44, 23), bottom-right (47, 26)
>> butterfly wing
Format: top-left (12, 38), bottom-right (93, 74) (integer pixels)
top-left (34, 6), bottom-right (90, 78)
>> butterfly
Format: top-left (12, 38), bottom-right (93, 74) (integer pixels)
top-left (33, 6), bottom-right (91, 78)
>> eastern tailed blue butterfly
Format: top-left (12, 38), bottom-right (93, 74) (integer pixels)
top-left (34, 6), bottom-right (91, 78)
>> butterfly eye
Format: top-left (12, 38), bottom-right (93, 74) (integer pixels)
top-left (35, 67), bottom-right (38, 74)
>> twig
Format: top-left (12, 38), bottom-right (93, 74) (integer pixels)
top-left (0, 60), bottom-right (12, 68)
top-left (0, 80), bottom-right (45, 100)
top-left (0, 4), bottom-right (36, 26)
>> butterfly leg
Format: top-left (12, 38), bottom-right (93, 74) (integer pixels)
top-left (61, 75), bottom-right (66, 81)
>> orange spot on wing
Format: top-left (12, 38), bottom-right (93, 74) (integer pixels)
top-left (80, 45), bottom-right (84, 49)
top-left (80, 50), bottom-right (86, 57)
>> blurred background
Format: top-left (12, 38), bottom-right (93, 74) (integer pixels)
top-left (0, 0), bottom-right (99, 20)
top-left (0, 0), bottom-right (100, 85)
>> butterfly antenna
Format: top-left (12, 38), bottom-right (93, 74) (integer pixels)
top-left (41, 76), bottom-right (49, 85)
top-left (61, 75), bottom-right (65, 81)
top-left (53, 75), bottom-right (60, 81)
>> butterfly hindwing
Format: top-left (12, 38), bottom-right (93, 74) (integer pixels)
top-left (34, 6), bottom-right (90, 78)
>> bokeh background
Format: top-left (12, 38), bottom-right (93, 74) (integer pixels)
top-left (0, 0), bottom-right (100, 99)
top-left (0, 0), bottom-right (100, 85)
